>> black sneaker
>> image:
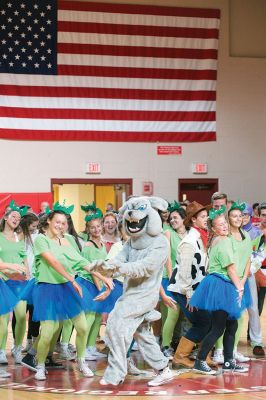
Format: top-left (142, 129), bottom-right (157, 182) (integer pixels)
top-left (193, 359), bottom-right (216, 375)
top-left (21, 353), bottom-right (37, 372)
top-left (45, 356), bottom-right (65, 369)
top-left (222, 359), bottom-right (249, 373)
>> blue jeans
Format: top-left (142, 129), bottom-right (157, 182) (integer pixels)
top-left (174, 292), bottom-right (211, 343)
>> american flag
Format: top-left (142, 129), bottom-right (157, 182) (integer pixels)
top-left (0, 1), bottom-right (220, 142)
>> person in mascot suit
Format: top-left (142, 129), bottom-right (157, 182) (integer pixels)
top-left (89, 196), bottom-right (174, 387)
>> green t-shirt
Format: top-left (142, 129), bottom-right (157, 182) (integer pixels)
top-left (229, 230), bottom-right (252, 278)
top-left (170, 230), bottom-right (183, 269)
top-left (79, 232), bottom-right (89, 242)
top-left (208, 237), bottom-right (235, 279)
top-left (78, 243), bottom-right (107, 283)
top-left (34, 234), bottom-right (89, 284)
top-left (0, 232), bottom-right (26, 281)
top-left (64, 233), bottom-right (81, 253)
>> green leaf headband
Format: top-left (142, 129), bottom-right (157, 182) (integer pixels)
top-left (85, 208), bottom-right (103, 222)
top-left (9, 200), bottom-right (28, 217)
top-left (208, 205), bottom-right (226, 220)
top-left (229, 201), bottom-right (245, 213)
top-left (167, 200), bottom-right (181, 213)
top-left (81, 201), bottom-right (97, 212)
top-left (46, 200), bottom-right (74, 215)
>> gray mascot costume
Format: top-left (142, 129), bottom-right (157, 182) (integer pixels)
top-left (89, 196), bottom-right (172, 386)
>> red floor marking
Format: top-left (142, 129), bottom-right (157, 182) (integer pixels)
top-left (0, 359), bottom-right (266, 396)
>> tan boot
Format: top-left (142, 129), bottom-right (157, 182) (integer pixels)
top-left (172, 337), bottom-right (195, 369)
top-left (206, 352), bottom-right (218, 369)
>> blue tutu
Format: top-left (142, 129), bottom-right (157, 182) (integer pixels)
top-left (75, 277), bottom-right (105, 313)
top-left (189, 273), bottom-right (252, 320)
top-left (5, 279), bottom-right (28, 298)
top-left (161, 277), bottom-right (176, 300)
top-left (97, 279), bottom-right (123, 313)
top-left (32, 281), bottom-right (88, 322)
top-left (20, 278), bottom-right (36, 304)
top-left (0, 279), bottom-right (19, 315)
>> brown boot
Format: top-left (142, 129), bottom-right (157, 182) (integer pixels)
top-left (206, 352), bottom-right (218, 369)
top-left (172, 337), bottom-right (195, 369)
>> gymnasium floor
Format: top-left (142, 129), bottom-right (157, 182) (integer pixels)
top-left (1, 309), bottom-right (265, 400)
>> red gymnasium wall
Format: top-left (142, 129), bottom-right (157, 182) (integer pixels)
top-left (0, 193), bottom-right (53, 217)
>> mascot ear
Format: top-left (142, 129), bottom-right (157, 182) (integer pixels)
top-left (148, 197), bottom-right (168, 211)
top-left (119, 201), bottom-right (128, 215)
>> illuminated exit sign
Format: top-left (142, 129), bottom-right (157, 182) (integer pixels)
top-left (192, 163), bottom-right (208, 174)
top-left (86, 162), bottom-right (101, 174)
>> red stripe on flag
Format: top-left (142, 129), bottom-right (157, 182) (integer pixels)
top-left (58, 65), bottom-right (217, 80)
top-left (58, 21), bottom-right (219, 39)
top-left (1, 85), bottom-right (216, 101)
top-left (58, 43), bottom-right (218, 59)
top-left (0, 129), bottom-right (216, 142)
top-left (0, 107), bottom-right (216, 122)
top-left (59, 0), bottom-right (220, 19)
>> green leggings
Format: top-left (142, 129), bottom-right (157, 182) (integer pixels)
top-left (85, 312), bottom-right (102, 347)
top-left (35, 313), bottom-right (88, 364)
top-left (61, 319), bottom-right (73, 343)
top-left (0, 300), bottom-right (26, 350)
top-left (215, 313), bottom-right (244, 351)
top-left (0, 314), bottom-right (9, 350)
top-left (161, 305), bottom-right (181, 348)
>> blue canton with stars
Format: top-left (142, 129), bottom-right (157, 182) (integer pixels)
top-left (0, 0), bottom-right (57, 74)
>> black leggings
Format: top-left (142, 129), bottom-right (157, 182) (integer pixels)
top-left (198, 310), bottom-right (238, 362)
top-left (12, 305), bottom-right (40, 340)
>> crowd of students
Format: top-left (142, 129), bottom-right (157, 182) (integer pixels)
top-left (0, 192), bottom-right (265, 386)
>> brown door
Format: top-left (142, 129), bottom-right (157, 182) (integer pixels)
top-left (179, 179), bottom-right (218, 205)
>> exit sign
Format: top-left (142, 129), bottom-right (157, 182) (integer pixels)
top-left (86, 162), bottom-right (101, 174)
top-left (192, 163), bottom-right (208, 174)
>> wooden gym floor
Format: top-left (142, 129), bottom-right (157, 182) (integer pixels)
top-left (0, 308), bottom-right (265, 400)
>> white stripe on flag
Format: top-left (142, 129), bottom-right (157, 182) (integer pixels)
top-left (58, 32), bottom-right (218, 50)
top-left (0, 118), bottom-right (216, 132)
top-left (58, 10), bottom-right (220, 29)
top-left (0, 97), bottom-right (216, 112)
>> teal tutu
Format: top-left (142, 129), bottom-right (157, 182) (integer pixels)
top-left (0, 279), bottom-right (19, 315)
top-left (5, 279), bottom-right (28, 297)
top-left (189, 273), bottom-right (252, 320)
top-left (97, 279), bottom-right (123, 313)
top-left (75, 277), bottom-right (105, 313)
top-left (32, 281), bottom-right (88, 322)
top-left (20, 278), bottom-right (36, 304)
top-left (161, 277), bottom-right (176, 300)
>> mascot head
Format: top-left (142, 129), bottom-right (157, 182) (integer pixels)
top-left (119, 196), bottom-right (168, 240)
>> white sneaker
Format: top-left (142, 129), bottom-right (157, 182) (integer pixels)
top-left (84, 348), bottom-right (97, 361)
top-left (127, 357), bottom-right (154, 376)
top-left (162, 346), bottom-right (174, 360)
top-left (233, 351), bottom-right (250, 363)
top-left (0, 369), bottom-right (11, 378)
top-left (54, 342), bottom-right (61, 353)
top-left (0, 350), bottom-right (8, 365)
top-left (212, 349), bottom-right (224, 364)
top-left (35, 365), bottom-right (46, 381)
top-left (77, 359), bottom-right (94, 377)
top-left (59, 344), bottom-right (75, 361)
top-left (86, 346), bottom-right (107, 359)
top-left (68, 343), bottom-right (76, 353)
top-left (148, 366), bottom-right (174, 386)
top-left (13, 346), bottom-right (23, 364)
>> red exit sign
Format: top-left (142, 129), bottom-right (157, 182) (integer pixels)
top-left (192, 163), bottom-right (208, 174)
top-left (86, 162), bottom-right (101, 174)
top-left (157, 146), bottom-right (182, 155)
